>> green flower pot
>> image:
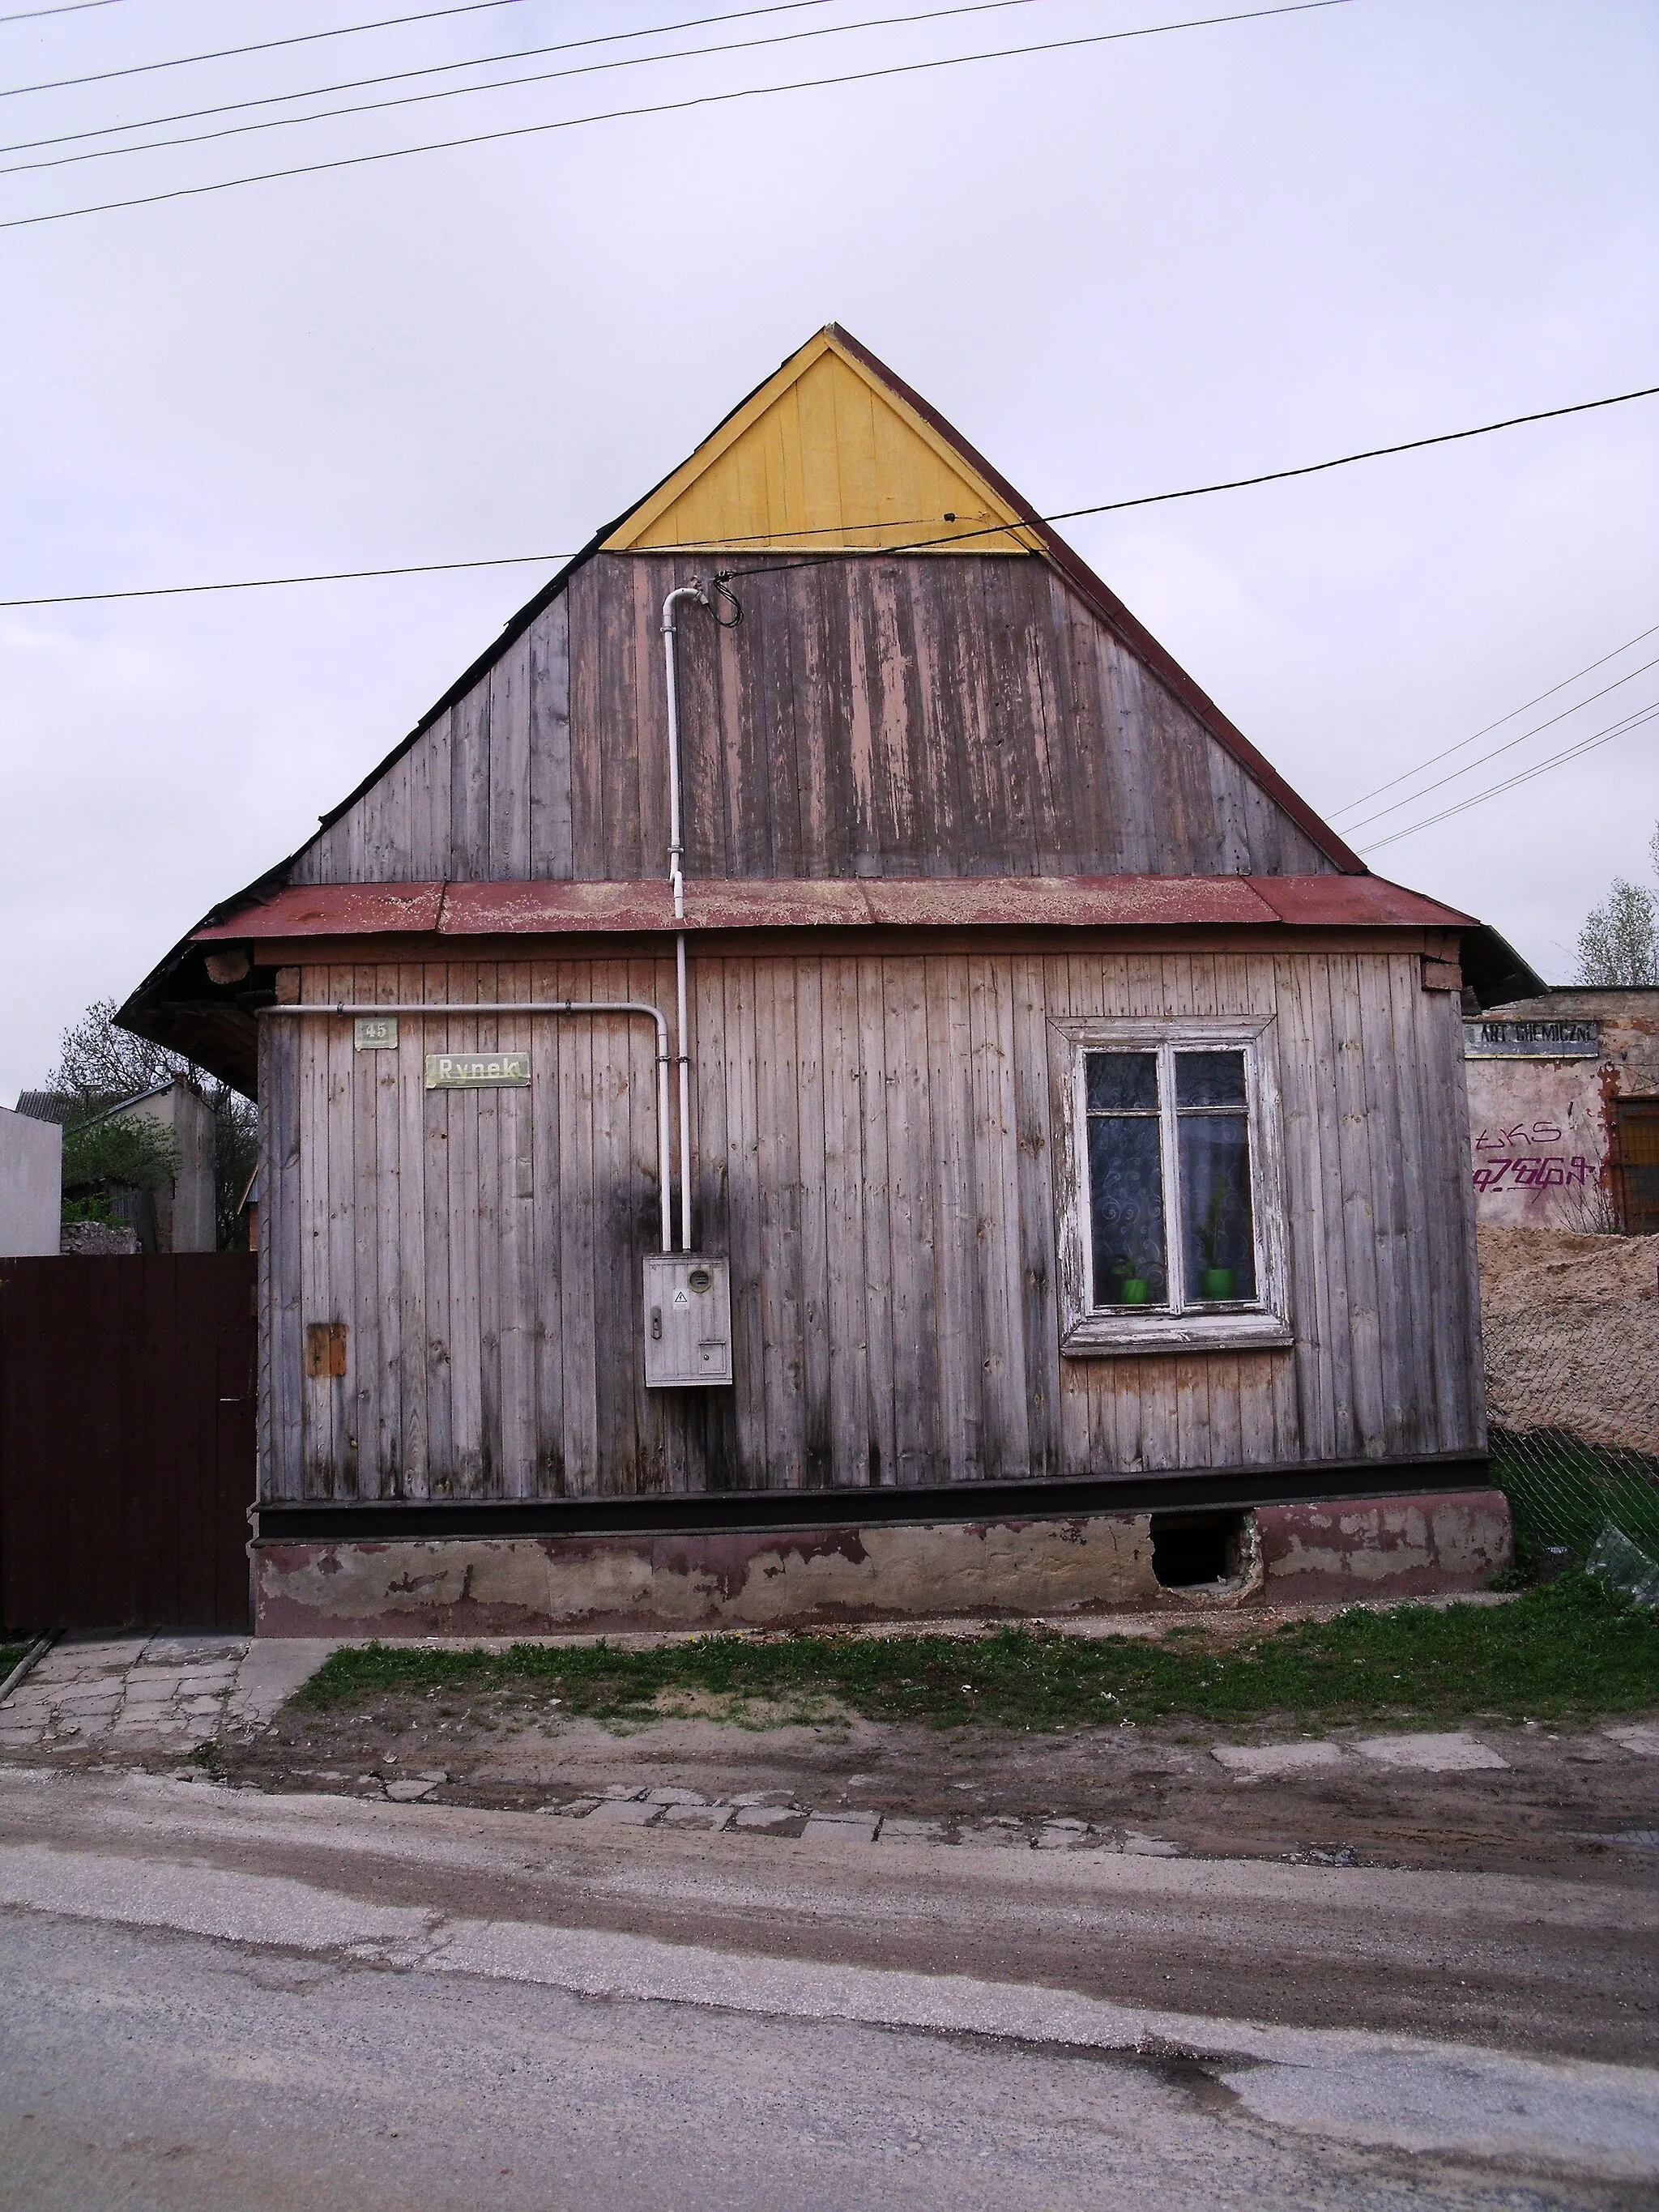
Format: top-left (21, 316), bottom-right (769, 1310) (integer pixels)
top-left (1200, 1267), bottom-right (1234, 1300)
top-left (1120, 1277), bottom-right (1150, 1305)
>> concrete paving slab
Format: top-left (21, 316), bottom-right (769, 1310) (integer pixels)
top-left (1211, 1741), bottom-right (1346, 1779)
top-left (659, 1804), bottom-right (731, 1830)
top-left (1605, 1723), bottom-right (1659, 1756)
top-left (587, 1798), bottom-right (662, 1827)
top-left (228, 1640), bottom-right (339, 1727)
top-left (804, 1813), bottom-right (880, 1844)
top-left (731, 1805), bottom-right (800, 1831)
top-left (1354, 1733), bottom-right (1509, 1772)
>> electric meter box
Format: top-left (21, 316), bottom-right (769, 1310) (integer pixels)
top-left (642, 1254), bottom-right (733, 1387)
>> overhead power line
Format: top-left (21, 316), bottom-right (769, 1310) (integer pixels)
top-left (0, 0), bottom-right (542, 97)
top-left (0, 0), bottom-right (867, 157)
top-left (0, 0), bottom-right (1356, 231)
top-left (0, 0), bottom-right (1048, 178)
top-left (0, 0), bottom-right (129, 22)
top-left (1329, 619), bottom-right (1659, 819)
top-left (2, 377), bottom-right (1655, 612)
top-left (1337, 651), bottom-right (1659, 835)
top-left (1359, 701), bottom-right (1659, 854)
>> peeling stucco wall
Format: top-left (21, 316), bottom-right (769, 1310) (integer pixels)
top-left (251, 1492), bottom-right (1511, 1637)
top-left (1465, 991), bottom-right (1659, 1230)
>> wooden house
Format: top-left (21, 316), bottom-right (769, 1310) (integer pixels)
top-left (123, 327), bottom-right (1522, 1632)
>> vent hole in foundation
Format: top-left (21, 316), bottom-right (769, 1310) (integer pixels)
top-left (1152, 1512), bottom-right (1247, 1589)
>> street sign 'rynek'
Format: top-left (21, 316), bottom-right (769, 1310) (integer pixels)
top-left (424, 1052), bottom-right (531, 1090)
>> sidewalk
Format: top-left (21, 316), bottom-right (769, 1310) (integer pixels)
top-left (0, 1633), bottom-right (336, 1759)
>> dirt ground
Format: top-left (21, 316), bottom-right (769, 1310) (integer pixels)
top-left (1478, 1222), bottom-right (1659, 1453)
top-left (208, 1681), bottom-right (1659, 1883)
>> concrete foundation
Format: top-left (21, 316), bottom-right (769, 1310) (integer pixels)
top-left (250, 1489), bottom-right (1512, 1637)
top-left (1254, 1490), bottom-right (1512, 1603)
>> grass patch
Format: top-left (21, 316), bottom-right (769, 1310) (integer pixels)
top-left (295, 1576), bottom-right (1659, 1734)
top-left (0, 1642), bottom-right (31, 1681)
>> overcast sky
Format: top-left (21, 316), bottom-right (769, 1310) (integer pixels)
top-left (2, 0), bottom-right (1656, 1102)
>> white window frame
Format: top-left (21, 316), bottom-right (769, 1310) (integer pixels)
top-left (1051, 1016), bottom-right (1292, 1355)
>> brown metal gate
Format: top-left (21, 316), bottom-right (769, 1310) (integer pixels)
top-left (0, 1255), bottom-right (256, 1633)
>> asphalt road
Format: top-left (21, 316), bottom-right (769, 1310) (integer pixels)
top-left (1, 1767), bottom-right (1655, 2210)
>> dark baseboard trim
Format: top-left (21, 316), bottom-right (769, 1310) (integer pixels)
top-left (254, 1455), bottom-right (1491, 1544)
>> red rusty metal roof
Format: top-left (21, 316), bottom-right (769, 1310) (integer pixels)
top-left (194, 882), bottom-right (444, 940)
top-left (194, 874), bottom-right (1473, 944)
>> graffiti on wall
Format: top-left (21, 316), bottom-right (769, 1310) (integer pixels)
top-left (1469, 1120), bottom-right (1595, 1196)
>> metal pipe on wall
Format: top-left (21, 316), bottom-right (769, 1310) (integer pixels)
top-left (260, 999), bottom-right (674, 1253)
top-left (662, 582), bottom-right (706, 1254)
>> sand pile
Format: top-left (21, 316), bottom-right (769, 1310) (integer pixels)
top-left (1478, 1224), bottom-right (1659, 1454)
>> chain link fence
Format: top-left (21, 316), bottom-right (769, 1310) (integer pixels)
top-left (1488, 1426), bottom-right (1659, 1577)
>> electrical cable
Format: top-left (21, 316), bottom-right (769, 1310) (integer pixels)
top-left (1358, 701), bottom-right (1659, 853)
top-left (0, 0), bottom-right (954, 157)
top-left (0, 0), bottom-right (128, 22)
top-left (0, 0), bottom-right (543, 99)
top-left (3, 377), bottom-right (1655, 612)
top-left (1329, 620), bottom-right (1659, 818)
top-left (0, 1), bottom-right (1356, 231)
top-left (0, 0), bottom-right (1049, 178)
top-left (1337, 652), bottom-right (1659, 836)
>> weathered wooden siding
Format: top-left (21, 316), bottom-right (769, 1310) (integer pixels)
top-left (258, 944), bottom-right (1480, 1503)
top-left (291, 556), bottom-right (1335, 890)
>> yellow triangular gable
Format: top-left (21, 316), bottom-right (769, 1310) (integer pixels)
top-left (602, 329), bottom-right (1039, 556)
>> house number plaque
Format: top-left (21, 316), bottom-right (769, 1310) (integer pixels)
top-left (353, 1016), bottom-right (399, 1051)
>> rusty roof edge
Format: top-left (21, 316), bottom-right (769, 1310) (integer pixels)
top-left (825, 324), bottom-right (1368, 878)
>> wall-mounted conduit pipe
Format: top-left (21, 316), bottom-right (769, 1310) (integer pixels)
top-left (661, 582), bottom-right (705, 1254)
top-left (259, 1000), bottom-right (673, 1252)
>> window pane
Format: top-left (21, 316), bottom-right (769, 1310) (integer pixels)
top-left (1085, 1051), bottom-right (1158, 1111)
top-left (1175, 1050), bottom-right (1247, 1109)
top-left (1089, 1115), bottom-right (1167, 1306)
top-left (1179, 1115), bottom-right (1256, 1300)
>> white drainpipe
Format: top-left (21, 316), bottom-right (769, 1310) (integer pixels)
top-left (662, 582), bottom-right (706, 1254)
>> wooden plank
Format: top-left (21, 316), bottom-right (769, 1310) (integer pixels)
top-left (1009, 950), bottom-right (1061, 1480)
top-left (296, 969), bottom-right (331, 1497)
top-left (751, 961), bottom-right (801, 1481)
top-left (926, 955), bottom-right (982, 1477)
top-left (720, 957), bottom-right (769, 1486)
top-left (853, 955), bottom-right (898, 1487)
top-left (883, 956), bottom-right (943, 1483)
top-left (394, 959), bottom-right (429, 1497)
top-left (794, 959), bottom-right (834, 1486)
top-left (450, 680), bottom-right (492, 881)
top-left (447, 965), bottom-right (487, 1494)
top-left (421, 967), bottom-right (455, 1494)
top-left (474, 962), bottom-right (503, 1494)
top-left (554, 954), bottom-right (599, 1494)
top-left (528, 953), bottom-right (566, 1492)
top-left (1360, 952), bottom-right (1418, 1455)
top-left (488, 636), bottom-right (534, 880)
top-left (1273, 953), bottom-right (1336, 1462)
top-left (263, 1004), bottom-right (304, 1502)
top-left (529, 598), bottom-right (574, 880)
top-left (966, 953), bottom-right (1029, 1479)
top-left (1324, 954), bottom-right (1383, 1455)
top-left (350, 962), bottom-right (386, 1498)
top-left (625, 953), bottom-right (666, 1494)
top-left (580, 958), bottom-right (629, 1489)
top-left (493, 961), bottom-right (536, 1495)
top-left (326, 965), bottom-right (360, 1495)
top-left (820, 956), bottom-right (872, 1487)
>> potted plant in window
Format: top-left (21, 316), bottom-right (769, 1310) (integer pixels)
top-left (1196, 1174), bottom-right (1234, 1300)
top-left (1111, 1253), bottom-right (1151, 1305)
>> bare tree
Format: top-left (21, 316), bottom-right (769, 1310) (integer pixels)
top-left (47, 999), bottom-right (258, 1250)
